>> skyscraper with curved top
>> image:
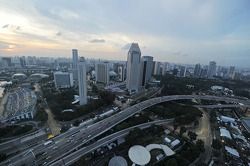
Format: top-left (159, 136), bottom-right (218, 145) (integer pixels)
top-left (126, 43), bottom-right (141, 94)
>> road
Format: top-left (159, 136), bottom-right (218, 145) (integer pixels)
top-left (51, 119), bottom-right (174, 166)
top-left (1, 95), bottom-right (250, 166)
top-left (0, 129), bottom-right (47, 155)
top-left (194, 108), bottom-right (212, 164)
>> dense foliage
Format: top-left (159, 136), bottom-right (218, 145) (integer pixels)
top-left (0, 125), bottom-right (33, 138)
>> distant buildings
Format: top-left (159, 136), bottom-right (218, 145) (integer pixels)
top-left (126, 43), bottom-right (141, 94)
top-left (140, 56), bottom-right (154, 87)
top-left (117, 64), bottom-right (126, 82)
top-left (53, 71), bottom-right (73, 89)
top-left (95, 62), bottom-right (109, 85)
top-left (153, 62), bottom-right (163, 75)
top-left (179, 66), bottom-right (187, 77)
top-left (72, 49), bottom-right (79, 81)
top-left (207, 61), bottom-right (217, 78)
top-left (78, 57), bottom-right (87, 105)
top-left (194, 64), bottom-right (201, 77)
top-left (227, 66), bottom-right (235, 79)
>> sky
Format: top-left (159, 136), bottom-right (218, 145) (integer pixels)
top-left (0, 0), bottom-right (250, 67)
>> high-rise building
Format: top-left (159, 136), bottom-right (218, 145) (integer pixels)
top-left (95, 62), bottom-right (109, 84)
top-left (78, 57), bottom-right (87, 105)
top-left (153, 61), bottom-right (162, 75)
top-left (118, 64), bottom-right (126, 82)
top-left (11, 56), bottom-right (21, 67)
top-left (126, 43), bottom-right (141, 94)
top-left (140, 56), bottom-right (154, 87)
top-left (207, 61), bottom-right (217, 78)
top-left (179, 66), bottom-right (187, 77)
top-left (194, 64), bottom-right (201, 77)
top-left (226, 66), bottom-right (235, 79)
top-left (54, 71), bottom-right (73, 89)
top-left (20, 56), bottom-right (26, 68)
top-left (72, 49), bottom-right (79, 81)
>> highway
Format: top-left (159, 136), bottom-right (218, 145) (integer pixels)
top-left (0, 129), bottom-right (47, 155)
top-left (195, 104), bottom-right (248, 109)
top-left (1, 95), bottom-right (250, 166)
top-left (51, 119), bottom-right (174, 166)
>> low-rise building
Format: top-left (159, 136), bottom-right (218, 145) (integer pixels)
top-left (53, 71), bottom-right (73, 89)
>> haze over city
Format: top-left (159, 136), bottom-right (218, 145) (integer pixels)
top-left (1, 0), bottom-right (250, 67)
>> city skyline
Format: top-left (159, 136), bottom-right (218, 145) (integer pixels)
top-left (0, 0), bottom-right (250, 67)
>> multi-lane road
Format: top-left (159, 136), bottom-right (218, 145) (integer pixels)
top-left (1, 95), bottom-right (250, 166)
top-left (51, 119), bottom-right (174, 166)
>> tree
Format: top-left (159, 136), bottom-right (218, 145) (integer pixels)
top-left (166, 158), bottom-right (178, 166)
top-left (179, 126), bottom-right (187, 136)
top-left (99, 91), bottom-right (115, 105)
top-left (212, 139), bottom-right (222, 150)
top-left (188, 131), bottom-right (197, 141)
top-left (92, 84), bottom-right (98, 93)
top-left (0, 153), bottom-right (7, 162)
top-left (173, 123), bottom-right (178, 132)
top-left (196, 139), bottom-right (205, 152)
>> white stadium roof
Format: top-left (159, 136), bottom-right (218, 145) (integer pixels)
top-left (220, 128), bottom-right (232, 139)
top-left (128, 145), bottom-right (151, 165)
top-left (225, 146), bottom-right (240, 158)
top-left (146, 144), bottom-right (175, 156)
top-left (108, 156), bottom-right (127, 166)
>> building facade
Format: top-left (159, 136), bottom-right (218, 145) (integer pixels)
top-left (78, 57), bottom-right (87, 105)
top-left (95, 62), bottom-right (109, 85)
top-left (118, 64), bottom-right (126, 82)
top-left (54, 71), bottom-right (73, 89)
top-left (126, 43), bottom-right (141, 94)
top-left (140, 56), bottom-right (153, 87)
top-left (72, 49), bottom-right (79, 81)
top-left (207, 61), bottom-right (217, 78)
top-left (194, 64), bottom-right (201, 77)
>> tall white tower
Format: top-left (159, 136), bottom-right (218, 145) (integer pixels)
top-left (72, 49), bottom-right (78, 81)
top-left (126, 43), bottom-right (141, 94)
top-left (78, 57), bottom-right (87, 105)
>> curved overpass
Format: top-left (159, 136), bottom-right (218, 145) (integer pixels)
top-left (3, 95), bottom-right (250, 166)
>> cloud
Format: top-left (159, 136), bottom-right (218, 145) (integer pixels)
top-left (56, 32), bottom-right (62, 36)
top-left (88, 39), bottom-right (105, 43)
top-left (2, 24), bottom-right (9, 28)
top-left (0, 41), bottom-right (17, 50)
top-left (2, 24), bottom-right (21, 31)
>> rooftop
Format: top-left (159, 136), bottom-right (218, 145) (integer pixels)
top-left (220, 127), bottom-right (232, 139)
top-left (128, 145), bottom-right (151, 165)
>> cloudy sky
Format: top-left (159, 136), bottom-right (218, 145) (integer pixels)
top-left (0, 0), bottom-right (250, 67)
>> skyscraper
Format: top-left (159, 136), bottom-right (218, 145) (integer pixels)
top-left (179, 66), bottom-right (187, 77)
top-left (78, 57), bottom-right (87, 105)
top-left (207, 61), bottom-right (217, 78)
top-left (126, 43), bottom-right (141, 94)
top-left (72, 49), bottom-right (79, 81)
top-left (153, 61), bottom-right (162, 75)
top-left (140, 56), bottom-right (154, 87)
top-left (228, 66), bottom-right (235, 79)
top-left (95, 62), bottom-right (109, 85)
top-left (194, 64), bottom-right (201, 78)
